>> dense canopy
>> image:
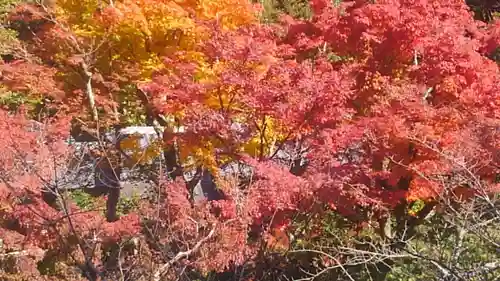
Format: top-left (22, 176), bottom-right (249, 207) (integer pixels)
top-left (0, 0), bottom-right (498, 281)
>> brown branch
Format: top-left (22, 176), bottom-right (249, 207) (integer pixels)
top-left (153, 224), bottom-right (218, 281)
top-left (0, 248), bottom-right (46, 258)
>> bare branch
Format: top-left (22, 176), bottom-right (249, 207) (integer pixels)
top-left (153, 223), bottom-right (218, 281)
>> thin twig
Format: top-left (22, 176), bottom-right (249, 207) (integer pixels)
top-left (153, 224), bottom-right (218, 281)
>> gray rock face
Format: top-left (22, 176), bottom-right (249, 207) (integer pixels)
top-left (191, 169), bottom-right (224, 202)
top-left (62, 126), bottom-right (315, 203)
top-left (64, 127), bottom-right (163, 195)
top-left (218, 161), bottom-right (253, 179)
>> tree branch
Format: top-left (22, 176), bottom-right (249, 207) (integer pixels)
top-left (153, 224), bottom-right (218, 281)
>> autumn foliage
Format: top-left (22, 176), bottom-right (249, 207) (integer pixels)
top-left (0, 0), bottom-right (499, 280)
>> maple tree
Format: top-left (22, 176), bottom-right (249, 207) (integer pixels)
top-left (141, 0), bottom-right (499, 279)
top-left (0, 0), bottom-right (499, 280)
top-left (0, 0), bottom-right (260, 279)
top-left (2, 0), bottom-right (258, 124)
